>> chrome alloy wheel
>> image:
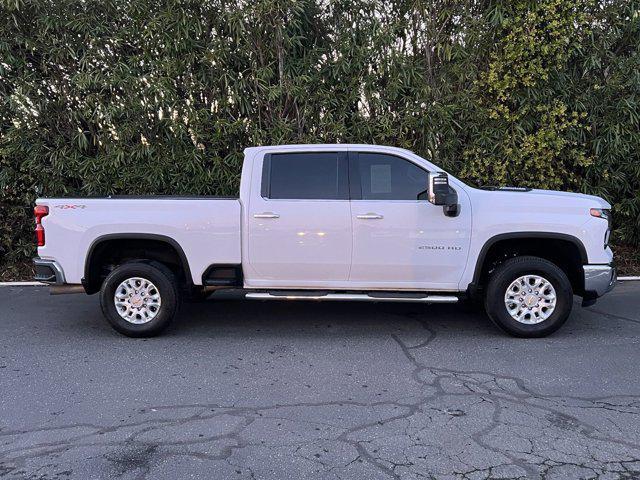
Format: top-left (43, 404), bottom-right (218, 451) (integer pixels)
top-left (504, 275), bottom-right (557, 324)
top-left (114, 277), bottom-right (161, 324)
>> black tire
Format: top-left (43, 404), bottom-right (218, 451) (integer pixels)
top-left (484, 256), bottom-right (573, 338)
top-left (100, 261), bottom-right (180, 337)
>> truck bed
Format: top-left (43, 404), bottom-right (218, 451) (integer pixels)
top-left (36, 197), bottom-right (242, 285)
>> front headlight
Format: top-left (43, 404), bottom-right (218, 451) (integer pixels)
top-left (590, 208), bottom-right (612, 248)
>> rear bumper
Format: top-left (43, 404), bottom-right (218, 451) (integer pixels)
top-left (33, 257), bottom-right (66, 284)
top-left (583, 263), bottom-right (616, 298)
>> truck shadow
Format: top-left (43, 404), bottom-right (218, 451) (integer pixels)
top-left (174, 298), bottom-right (503, 339)
top-left (170, 294), bottom-right (606, 341)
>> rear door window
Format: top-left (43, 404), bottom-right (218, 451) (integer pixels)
top-left (262, 152), bottom-right (349, 200)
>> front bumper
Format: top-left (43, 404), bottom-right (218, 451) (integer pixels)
top-left (33, 257), bottom-right (66, 284)
top-left (583, 264), bottom-right (616, 298)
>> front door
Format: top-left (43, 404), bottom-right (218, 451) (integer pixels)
top-left (348, 152), bottom-right (471, 290)
top-left (246, 151), bottom-right (352, 288)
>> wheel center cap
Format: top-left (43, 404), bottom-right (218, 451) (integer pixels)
top-left (131, 295), bottom-right (143, 307)
top-left (524, 294), bottom-right (537, 307)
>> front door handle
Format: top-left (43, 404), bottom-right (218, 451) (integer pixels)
top-left (254, 212), bottom-right (280, 219)
top-left (356, 213), bottom-right (383, 219)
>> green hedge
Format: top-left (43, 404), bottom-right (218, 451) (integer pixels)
top-left (1, 0), bottom-right (639, 273)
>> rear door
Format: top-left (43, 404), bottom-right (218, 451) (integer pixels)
top-left (246, 151), bottom-right (352, 288)
top-left (348, 151), bottom-right (471, 290)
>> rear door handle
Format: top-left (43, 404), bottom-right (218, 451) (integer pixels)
top-left (356, 213), bottom-right (383, 219)
top-left (254, 212), bottom-right (280, 219)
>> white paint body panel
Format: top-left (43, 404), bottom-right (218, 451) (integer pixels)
top-left (349, 199), bottom-right (471, 290)
top-left (36, 198), bottom-right (241, 285)
top-left (246, 198), bottom-right (352, 284)
top-left (37, 144), bottom-right (613, 292)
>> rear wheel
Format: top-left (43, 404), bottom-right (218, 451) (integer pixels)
top-left (100, 261), bottom-right (180, 337)
top-left (484, 256), bottom-right (573, 337)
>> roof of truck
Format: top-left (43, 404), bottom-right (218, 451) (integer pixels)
top-left (244, 144), bottom-right (415, 155)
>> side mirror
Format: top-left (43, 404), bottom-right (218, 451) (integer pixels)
top-left (428, 172), bottom-right (459, 217)
top-left (428, 172), bottom-right (450, 205)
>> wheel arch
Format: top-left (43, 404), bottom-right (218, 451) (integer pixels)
top-left (83, 233), bottom-right (192, 294)
top-left (469, 232), bottom-right (588, 297)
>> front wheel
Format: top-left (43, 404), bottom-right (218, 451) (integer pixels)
top-left (100, 262), bottom-right (180, 337)
top-left (484, 256), bottom-right (573, 338)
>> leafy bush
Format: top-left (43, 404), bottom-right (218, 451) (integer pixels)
top-left (1, 0), bottom-right (638, 274)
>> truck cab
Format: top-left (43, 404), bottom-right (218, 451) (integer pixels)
top-left (33, 144), bottom-right (616, 338)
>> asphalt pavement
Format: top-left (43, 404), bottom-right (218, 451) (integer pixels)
top-left (1, 283), bottom-right (639, 479)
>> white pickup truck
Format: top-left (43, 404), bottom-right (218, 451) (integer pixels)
top-left (33, 144), bottom-right (616, 338)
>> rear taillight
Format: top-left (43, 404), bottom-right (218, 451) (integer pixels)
top-left (34, 205), bottom-right (49, 247)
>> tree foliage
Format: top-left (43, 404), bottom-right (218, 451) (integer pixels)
top-left (1, 0), bottom-right (639, 273)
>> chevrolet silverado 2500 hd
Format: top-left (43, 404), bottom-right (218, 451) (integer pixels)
top-left (32, 144), bottom-right (616, 337)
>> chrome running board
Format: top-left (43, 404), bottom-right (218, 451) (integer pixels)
top-left (245, 292), bottom-right (458, 303)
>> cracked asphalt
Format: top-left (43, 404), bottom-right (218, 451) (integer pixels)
top-left (1, 283), bottom-right (640, 480)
